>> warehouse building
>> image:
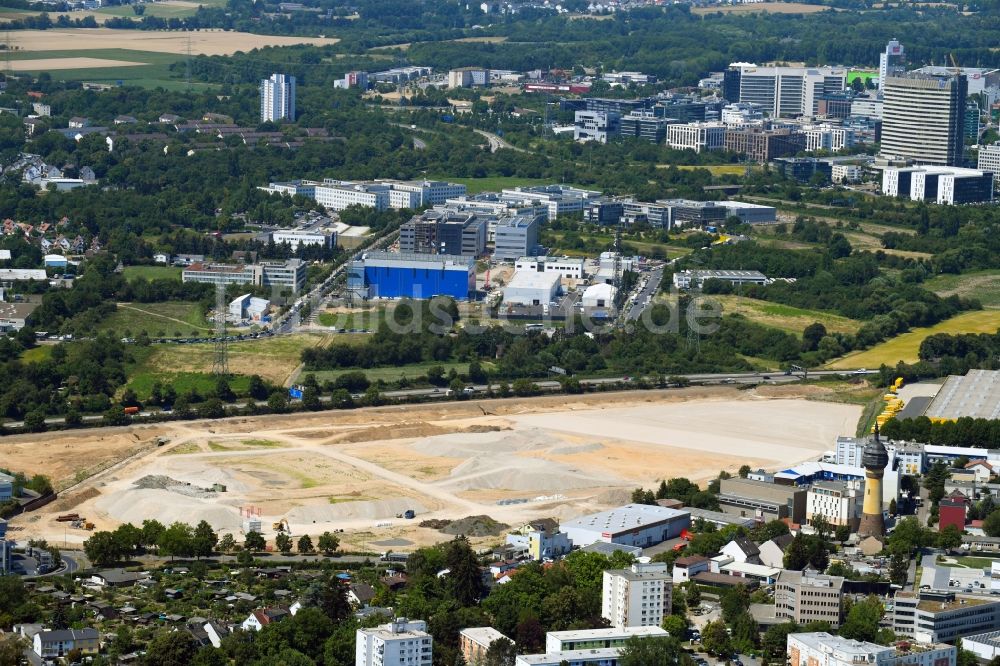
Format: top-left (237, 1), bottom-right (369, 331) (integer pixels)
top-left (717, 477), bottom-right (808, 524)
top-left (514, 256), bottom-right (585, 280)
top-left (581, 283), bottom-right (617, 309)
top-left (503, 271), bottom-right (561, 306)
top-left (0, 301), bottom-right (38, 332)
top-left (348, 251), bottom-right (475, 300)
top-left (924, 370), bottom-right (1000, 420)
top-left (560, 504), bottom-right (690, 548)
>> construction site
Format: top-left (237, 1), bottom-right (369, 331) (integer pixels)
top-left (6, 385), bottom-right (861, 552)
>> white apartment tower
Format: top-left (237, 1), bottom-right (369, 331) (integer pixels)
top-left (602, 562), bottom-right (672, 629)
top-left (356, 618), bottom-right (432, 666)
top-left (260, 73), bottom-right (296, 122)
top-left (879, 40), bottom-right (906, 88)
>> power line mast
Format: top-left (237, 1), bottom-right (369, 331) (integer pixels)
top-left (212, 283), bottom-right (229, 376)
top-left (185, 35), bottom-right (192, 91)
top-left (612, 219), bottom-right (624, 311)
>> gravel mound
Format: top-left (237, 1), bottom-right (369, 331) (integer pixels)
top-left (439, 515), bottom-right (509, 537)
top-left (94, 488), bottom-right (242, 530)
top-left (286, 498), bottom-right (426, 523)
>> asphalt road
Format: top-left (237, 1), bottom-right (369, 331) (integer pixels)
top-left (626, 266), bottom-right (664, 321)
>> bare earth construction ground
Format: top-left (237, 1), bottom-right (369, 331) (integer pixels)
top-left (7, 386), bottom-right (860, 551)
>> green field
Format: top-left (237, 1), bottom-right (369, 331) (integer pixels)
top-left (93, 3), bottom-right (200, 18)
top-left (309, 361), bottom-right (469, 384)
top-left (127, 371), bottom-right (252, 401)
top-left (317, 308), bottom-right (384, 331)
top-left (122, 265), bottom-right (183, 282)
top-left (21, 345), bottom-right (53, 363)
top-left (925, 270), bottom-right (1000, 309)
top-left (127, 333), bottom-right (329, 392)
top-left (707, 295), bottom-right (861, 336)
top-left (5, 48), bottom-right (194, 90)
top-left (827, 310), bottom-right (1000, 369)
top-left (99, 302), bottom-right (210, 337)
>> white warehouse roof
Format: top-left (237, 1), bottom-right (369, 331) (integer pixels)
top-left (560, 504), bottom-right (689, 538)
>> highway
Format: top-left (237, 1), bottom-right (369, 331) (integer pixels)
top-left (3, 369), bottom-right (873, 430)
top-left (474, 129), bottom-right (530, 154)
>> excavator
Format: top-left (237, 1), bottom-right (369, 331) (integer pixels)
top-left (272, 519), bottom-right (290, 533)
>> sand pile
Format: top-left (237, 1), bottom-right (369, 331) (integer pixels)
top-left (411, 429), bottom-right (552, 457)
top-left (440, 515), bottom-right (508, 537)
top-left (286, 498), bottom-right (426, 523)
top-left (133, 475), bottom-right (216, 498)
top-left (94, 488), bottom-right (242, 530)
top-left (336, 422), bottom-right (505, 445)
top-left (441, 456), bottom-right (613, 492)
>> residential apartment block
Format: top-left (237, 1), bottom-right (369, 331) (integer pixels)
top-left (545, 626), bottom-right (667, 652)
top-left (356, 618), bottom-right (433, 666)
top-left (33, 629), bottom-right (100, 660)
top-left (260, 73), bottom-right (296, 122)
top-left (774, 570), bottom-right (845, 628)
top-left (459, 627), bottom-right (509, 665)
top-left (807, 481), bottom-right (862, 530)
top-left (602, 562), bottom-right (672, 629)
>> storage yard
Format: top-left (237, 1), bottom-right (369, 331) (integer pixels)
top-left (8, 385), bottom-right (861, 551)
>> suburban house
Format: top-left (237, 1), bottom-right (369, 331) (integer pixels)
top-left (348, 583), bottom-right (376, 608)
top-left (967, 460), bottom-right (994, 484)
top-left (672, 555), bottom-right (710, 584)
top-left (33, 628), bottom-right (100, 659)
top-left (242, 607), bottom-right (290, 632)
top-left (90, 569), bottom-right (147, 587)
top-left (721, 538), bottom-right (761, 564)
top-left (759, 534), bottom-right (794, 568)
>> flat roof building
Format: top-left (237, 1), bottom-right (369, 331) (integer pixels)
top-left (514, 647), bottom-right (622, 666)
top-left (494, 214), bottom-right (542, 261)
top-left (718, 477), bottom-right (808, 524)
top-left (460, 627), bottom-right (509, 665)
top-left (673, 269), bottom-right (767, 290)
top-left (725, 63), bottom-right (848, 117)
top-left (924, 370), bottom-right (1000, 420)
top-left (546, 626), bottom-right (667, 653)
top-left (602, 562), bottom-right (672, 629)
top-left (775, 570), bottom-right (845, 628)
top-left (356, 618), bottom-right (432, 666)
top-left (882, 166), bottom-right (993, 205)
top-left (560, 504), bottom-right (690, 548)
top-left (894, 591), bottom-right (1000, 643)
top-left (881, 73), bottom-right (966, 166)
top-left (348, 251), bottom-right (475, 301)
top-left (788, 632), bottom-right (955, 666)
top-left (503, 271), bottom-right (561, 306)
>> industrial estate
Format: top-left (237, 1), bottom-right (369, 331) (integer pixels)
top-left (1, 1), bottom-right (1000, 665)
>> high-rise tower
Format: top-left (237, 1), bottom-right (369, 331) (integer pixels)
top-left (879, 39), bottom-right (906, 88)
top-left (858, 425), bottom-right (889, 540)
top-left (881, 73), bottom-right (967, 166)
top-left (260, 73), bottom-right (296, 123)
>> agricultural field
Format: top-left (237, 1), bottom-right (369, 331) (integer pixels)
top-left (691, 1), bottom-right (830, 13)
top-left (924, 270), bottom-right (1000, 309)
top-left (126, 332), bottom-right (330, 392)
top-left (707, 295), bottom-right (861, 336)
top-left (98, 302), bottom-right (210, 338)
top-left (827, 310), bottom-right (1000, 369)
top-left (122, 265), bottom-right (183, 282)
top-left (4, 48), bottom-right (192, 89)
top-left (673, 164), bottom-right (754, 176)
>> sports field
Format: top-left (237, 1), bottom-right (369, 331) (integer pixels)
top-left (827, 310), bottom-right (1000, 369)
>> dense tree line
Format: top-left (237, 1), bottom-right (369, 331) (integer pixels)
top-left (881, 416), bottom-right (1000, 448)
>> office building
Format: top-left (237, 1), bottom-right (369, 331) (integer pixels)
top-left (879, 40), bottom-right (906, 87)
top-left (356, 618), bottom-right (432, 666)
top-left (966, 100), bottom-right (981, 142)
top-left (672, 269), bottom-right (767, 290)
top-left (772, 157), bottom-right (833, 183)
top-left (788, 632), bottom-right (955, 666)
top-left (460, 627), bottom-right (509, 665)
top-left (348, 251), bottom-right (475, 300)
top-left (260, 73), bottom-right (296, 122)
top-left (620, 112), bottom-right (669, 143)
top-left (775, 571), bottom-right (845, 628)
top-left (500, 185), bottom-right (603, 221)
top-left (881, 73), bottom-right (967, 166)
top-left (335, 71), bottom-right (368, 89)
top-left (721, 200), bottom-right (777, 224)
top-left (560, 504), bottom-right (690, 548)
top-left (399, 210), bottom-right (487, 257)
top-left (271, 228), bottom-right (336, 251)
top-left (725, 63), bottom-right (848, 117)
top-left (977, 143), bottom-right (1000, 184)
top-left (807, 481), bottom-right (862, 530)
top-left (602, 562), bottom-right (672, 629)
top-left (546, 626), bottom-right (667, 653)
top-left (721, 102), bottom-right (764, 126)
top-left (503, 270), bottom-right (561, 306)
top-left (494, 214), bottom-right (541, 261)
top-left (583, 200), bottom-right (625, 226)
top-left (182, 263), bottom-right (260, 288)
top-left (817, 93), bottom-right (854, 119)
top-left (584, 97), bottom-right (651, 115)
top-left (623, 200), bottom-right (672, 228)
top-left (261, 179), bottom-right (466, 213)
top-left (660, 199), bottom-right (729, 228)
top-left (882, 166), bottom-right (993, 205)
top-left (668, 122), bottom-right (727, 153)
top-left (602, 71), bottom-right (657, 85)
top-left (725, 127), bottom-right (806, 163)
top-left (574, 111), bottom-right (621, 143)
top-left (803, 124), bottom-right (854, 152)
top-left (894, 592), bottom-right (1000, 643)
top-left (717, 477), bottom-right (808, 524)
top-left (514, 256), bottom-right (585, 280)
top-left (260, 259), bottom-right (307, 293)
top-left (911, 66), bottom-right (1000, 98)
top-left (852, 92), bottom-right (884, 119)
top-left (831, 164), bottom-right (862, 183)
top-left (448, 67), bottom-right (490, 88)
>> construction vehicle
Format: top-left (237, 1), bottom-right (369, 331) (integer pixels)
top-left (124, 406), bottom-right (140, 415)
top-left (56, 513), bottom-right (80, 522)
top-left (84, 522), bottom-right (95, 530)
top-left (272, 519), bottom-right (290, 533)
